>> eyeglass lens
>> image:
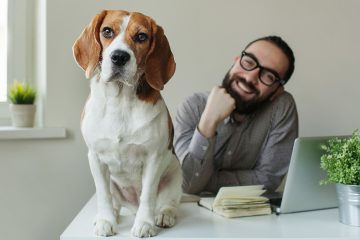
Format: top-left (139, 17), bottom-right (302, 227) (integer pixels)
top-left (240, 52), bottom-right (279, 86)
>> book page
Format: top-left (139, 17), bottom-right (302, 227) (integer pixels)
top-left (198, 197), bottom-right (215, 211)
top-left (221, 203), bottom-right (270, 210)
top-left (213, 205), bottom-right (271, 218)
top-left (213, 185), bottom-right (266, 207)
top-left (181, 193), bottom-right (201, 203)
top-left (221, 196), bottom-right (269, 205)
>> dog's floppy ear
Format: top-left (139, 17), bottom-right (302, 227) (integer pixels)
top-left (144, 22), bottom-right (176, 91)
top-left (73, 11), bottom-right (107, 79)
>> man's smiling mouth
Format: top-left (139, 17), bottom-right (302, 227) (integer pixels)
top-left (232, 78), bottom-right (258, 96)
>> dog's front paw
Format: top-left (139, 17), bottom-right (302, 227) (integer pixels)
top-left (131, 220), bottom-right (158, 238)
top-left (94, 219), bottom-right (116, 237)
top-left (155, 207), bottom-right (176, 228)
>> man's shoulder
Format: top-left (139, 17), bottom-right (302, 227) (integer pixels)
top-left (176, 91), bottom-right (209, 119)
top-left (266, 91), bottom-right (298, 121)
top-left (187, 91), bottom-right (209, 101)
top-left (273, 91), bottom-right (296, 107)
top-left (183, 91), bottom-right (209, 108)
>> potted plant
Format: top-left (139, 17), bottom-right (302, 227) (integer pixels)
top-left (8, 80), bottom-right (37, 127)
top-left (320, 130), bottom-right (360, 226)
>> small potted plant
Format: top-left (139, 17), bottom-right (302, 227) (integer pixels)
top-left (8, 80), bottom-right (37, 127)
top-left (320, 130), bottom-right (360, 226)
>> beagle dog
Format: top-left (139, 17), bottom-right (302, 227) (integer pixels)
top-left (73, 10), bottom-right (182, 237)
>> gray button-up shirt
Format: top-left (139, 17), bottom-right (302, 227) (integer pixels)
top-left (174, 91), bottom-right (298, 194)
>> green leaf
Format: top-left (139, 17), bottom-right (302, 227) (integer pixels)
top-left (8, 80), bottom-right (36, 104)
top-left (320, 130), bottom-right (360, 185)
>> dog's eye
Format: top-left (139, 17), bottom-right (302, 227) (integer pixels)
top-left (102, 27), bottom-right (114, 39)
top-left (134, 32), bottom-right (148, 43)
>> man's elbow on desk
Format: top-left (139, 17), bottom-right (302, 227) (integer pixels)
top-left (182, 176), bottom-right (203, 195)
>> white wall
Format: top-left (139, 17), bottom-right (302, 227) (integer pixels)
top-left (59, 0), bottom-right (360, 137)
top-left (1, 1), bottom-right (359, 240)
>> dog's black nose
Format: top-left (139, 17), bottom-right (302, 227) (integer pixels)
top-left (110, 50), bottom-right (130, 66)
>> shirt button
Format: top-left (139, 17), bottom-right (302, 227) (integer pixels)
top-left (202, 145), bottom-right (208, 151)
top-left (227, 150), bottom-right (232, 155)
top-left (195, 172), bottom-right (199, 177)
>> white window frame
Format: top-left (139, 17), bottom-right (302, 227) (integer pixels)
top-left (0, 0), bottom-right (34, 125)
top-left (0, 0), bottom-right (7, 103)
top-left (0, 0), bottom-right (8, 121)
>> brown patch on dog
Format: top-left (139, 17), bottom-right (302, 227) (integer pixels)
top-left (73, 10), bottom-right (107, 78)
top-left (167, 110), bottom-right (174, 151)
top-left (136, 75), bottom-right (161, 104)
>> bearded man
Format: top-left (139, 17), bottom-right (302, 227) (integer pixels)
top-left (174, 36), bottom-right (298, 194)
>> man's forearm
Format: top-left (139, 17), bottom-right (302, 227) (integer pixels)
top-left (205, 169), bottom-right (283, 193)
top-left (181, 151), bottom-right (215, 194)
top-left (198, 114), bottom-right (218, 138)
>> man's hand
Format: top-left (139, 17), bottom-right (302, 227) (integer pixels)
top-left (198, 86), bottom-right (235, 138)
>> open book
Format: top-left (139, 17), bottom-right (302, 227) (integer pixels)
top-left (198, 185), bottom-right (271, 218)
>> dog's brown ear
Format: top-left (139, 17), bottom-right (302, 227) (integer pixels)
top-left (144, 22), bottom-right (176, 91)
top-left (73, 11), bottom-right (107, 79)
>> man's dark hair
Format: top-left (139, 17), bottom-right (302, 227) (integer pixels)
top-left (245, 36), bottom-right (295, 84)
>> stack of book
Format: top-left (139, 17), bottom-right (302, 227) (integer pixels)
top-left (198, 185), bottom-right (271, 218)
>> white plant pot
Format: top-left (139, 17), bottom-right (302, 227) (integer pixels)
top-left (9, 104), bottom-right (36, 127)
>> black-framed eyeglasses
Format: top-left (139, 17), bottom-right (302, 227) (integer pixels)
top-left (240, 51), bottom-right (285, 86)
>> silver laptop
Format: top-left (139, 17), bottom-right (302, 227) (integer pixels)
top-left (273, 136), bottom-right (345, 214)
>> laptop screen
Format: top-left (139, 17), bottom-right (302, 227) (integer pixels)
top-left (274, 136), bottom-right (344, 214)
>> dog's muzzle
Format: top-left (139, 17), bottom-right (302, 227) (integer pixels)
top-left (111, 50), bottom-right (130, 67)
top-left (105, 49), bottom-right (135, 85)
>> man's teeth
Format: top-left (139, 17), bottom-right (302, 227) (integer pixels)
top-left (238, 81), bottom-right (253, 93)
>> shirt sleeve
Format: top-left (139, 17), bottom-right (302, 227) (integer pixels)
top-left (205, 93), bottom-right (299, 193)
top-left (173, 93), bottom-right (217, 194)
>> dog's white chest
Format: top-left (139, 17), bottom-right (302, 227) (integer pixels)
top-left (82, 80), bottom-right (168, 172)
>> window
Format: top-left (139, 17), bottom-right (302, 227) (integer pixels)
top-left (0, 0), bottom-right (8, 102)
top-left (0, 0), bottom-right (33, 123)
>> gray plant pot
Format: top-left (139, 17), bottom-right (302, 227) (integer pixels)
top-left (9, 104), bottom-right (36, 127)
top-left (336, 183), bottom-right (360, 226)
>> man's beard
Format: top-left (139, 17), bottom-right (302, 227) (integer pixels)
top-left (221, 71), bottom-right (271, 115)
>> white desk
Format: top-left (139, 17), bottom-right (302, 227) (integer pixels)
top-left (61, 195), bottom-right (360, 239)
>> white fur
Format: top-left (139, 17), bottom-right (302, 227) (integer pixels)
top-left (100, 16), bottom-right (137, 86)
top-left (81, 15), bottom-right (182, 238)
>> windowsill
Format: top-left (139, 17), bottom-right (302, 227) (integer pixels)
top-left (0, 126), bottom-right (66, 140)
